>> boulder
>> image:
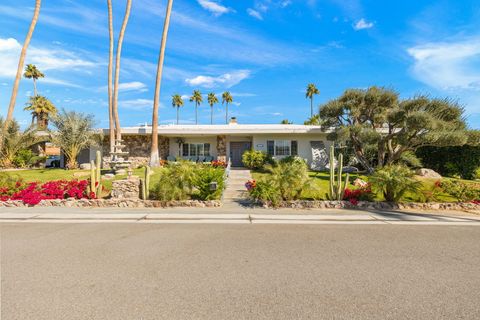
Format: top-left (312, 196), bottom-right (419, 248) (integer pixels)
top-left (103, 173), bottom-right (115, 180)
top-left (79, 163), bottom-right (91, 170)
top-left (416, 168), bottom-right (442, 179)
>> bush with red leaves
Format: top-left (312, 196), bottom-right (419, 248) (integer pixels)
top-left (343, 184), bottom-right (374, 205)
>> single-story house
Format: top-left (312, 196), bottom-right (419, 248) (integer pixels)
top-left (82, 120), bottom-right (333, 168)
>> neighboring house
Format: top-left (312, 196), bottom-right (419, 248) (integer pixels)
top-left (91, 119), bottom-right (333, 168)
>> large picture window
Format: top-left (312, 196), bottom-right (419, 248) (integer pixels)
top-left (266, 140), bottom-right (298, 156)
top-left (182, 143), bottom-right (210, 157)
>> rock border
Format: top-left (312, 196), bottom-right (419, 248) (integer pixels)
top-left (257, 200), bottom-right (480, 211)
top-left (0, 199), bottom-right (222, 208)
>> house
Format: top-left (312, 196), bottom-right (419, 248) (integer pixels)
top-left (92, 120), bottom-right (333, 168)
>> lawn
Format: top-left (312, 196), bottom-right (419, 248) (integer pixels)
top-left (251, 170), bottom-right (468, 202)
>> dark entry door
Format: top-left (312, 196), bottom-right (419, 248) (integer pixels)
top-left (230, 142), bottom-right (251, 167)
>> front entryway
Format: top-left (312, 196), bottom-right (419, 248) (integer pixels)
top-left (230, 142), bottom-right (251, 167)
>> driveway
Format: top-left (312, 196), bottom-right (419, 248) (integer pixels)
top-left (2, 223), bottom-right (480, 319)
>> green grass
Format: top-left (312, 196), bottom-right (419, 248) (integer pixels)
top-left (251, 170), bottom-right (474, 202)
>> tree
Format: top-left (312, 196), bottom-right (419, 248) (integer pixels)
top-left (150, 0), bottom-right (174, 167)
top-left (222, 91), bottom-right (233, 124)
top-left (24, 95), bottom-right (57, 129)
top-left (49, 109), bottom-right (98, 169)
top-left (320, 86), bottom-right (468, 172)
top-left (1, 0), bottom-right (41, 153)
top-left (280, 119), bottom-right (292, 124)
top-left (207, 92), bottom-right (218, 125)
top-left (306, 83), bottom-right (320, 118)
top-left (0, 118), bottom-right (38, 168)
top-left (304, 114), bottom-right (320, 125)
top-left (112, 0), bottom-right (132, 143)
top-left (190, 90), bottom-right (203, 125)
top-left (172, 94), bottom-right (184, 125)
top-left (369, 165), bottom-right (421, 202)
top-left (107, 0), bottom-right (115, 155)
top-left (23, 64), bottom-right (44, 96)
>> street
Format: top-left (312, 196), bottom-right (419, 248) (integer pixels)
top-left (2, 223), bottom-right (480, 319)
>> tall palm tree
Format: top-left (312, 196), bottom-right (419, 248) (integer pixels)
top-left (207, 92), bottom-right (218, 125)
top-left (1, 0), bottom-right (41, 152)
top-left (306, 83), bottom-right (320, 118)
top-left (190, 90), bottom-right (203, 125)
top-left (24, 95), bottom-right (57, 129)
top-left (112, 0), bottom-right (132, 142)
top-left (23, 64), bottom-right (44, 96)
top-left (150, 0), bottom-right (174, 167)
top-left (107, 0), bottom-right (115, 154)
top-left (172, 94), bottom-right (184, 125)
top-left (222, 91), bottom-right (233, 124)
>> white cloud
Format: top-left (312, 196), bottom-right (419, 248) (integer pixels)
top-left (247, 9), bottom-right (263, 20)
top-left (0, 38), bottom-right (96, 81)
top-left (118, 82), bottom-right (148, 92)
top-left (353, 18), bottom-right (374, 30)
top-left (119, 99), bottom-right (153, 110)
top-left (197, 0), bottom-right (232, 16)
top-left (185, 70), bottom-right (250, 88)
top-left (407, 38), bottom-right (480, 90)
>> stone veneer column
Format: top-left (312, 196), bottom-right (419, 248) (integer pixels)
top-left (217, 135), bottom-right (227, 162)
top-left (159, 136), bottom-right (169, 159)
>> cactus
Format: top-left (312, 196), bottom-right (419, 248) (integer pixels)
top-left (328, 145), bottom-right (349, 200)
top-left (89, 151), bottom-right (102, 198)
top-left (145, 165), bottom-right (151, 199)
top-left (90, 160), bottom-right (96, 194)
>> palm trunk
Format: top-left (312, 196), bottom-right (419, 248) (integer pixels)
top-left (33, 78), bottom-right (37, 96)
top-left (107, 0), bottom-right (115, 155)
top-left (225, 103), bottom-right (229, 124)
top-left (176, 107), bottom-right (179, 125)
top-left (195, 103), bottom-right (198, 124)
top-left (112, 0), bottom-right (132, 142)
top-left (150, 0), bottom-right (174, 167)
top-left (210, 106), bottom-right (213, 125)
top-left (0, 0), bottom-right (41, 151)
top-left (310, 97), bottom-right (313, 117)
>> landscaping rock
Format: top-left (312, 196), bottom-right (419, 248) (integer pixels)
top-left (416, 168), bottom-right (442, 179)
top-left (79, 163), bottom-right (92, 170)
top-left (111, 178), bottom-right (140, 199)
top-left (103, 173), bottom-right (115, 180)
top-left (73, 172), bottom-right (90, 178)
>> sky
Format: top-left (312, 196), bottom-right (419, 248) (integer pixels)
top-left (0, 0), bottom-right (479, 129)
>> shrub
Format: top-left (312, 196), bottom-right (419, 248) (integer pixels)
top-left (474, 167), bottom-right (480, 180)
top-left (343, 184), bottom-right (374, 205)
top-left (246, 179), bottom-right (281, 206)
top-left (421, 180), bottom-right (443, 203)
top-left (369, 165), bottom-right (421, 202)
top-left (193, 166), bottom-right (225, 200)
top-left (439, 180), bottom-right (480, 202)
top-left (12, 149), bottom-right (45, 168)
top-left (211, 160), bottom-right (227, 168)
top-left (242, 150), bottom-right (271, 170)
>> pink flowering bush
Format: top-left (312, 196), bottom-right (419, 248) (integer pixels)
top-left (343, 184), bottom-right (374, 205)
top-left (0, 179), bottom-right (92, 206)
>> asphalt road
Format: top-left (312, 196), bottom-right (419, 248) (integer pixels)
top-left (2, 223), bottom-right (480, 319)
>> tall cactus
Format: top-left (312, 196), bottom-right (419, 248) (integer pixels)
top-left (89, 151), bottom-right (102, 198)
top-left (328, 145), bottom-right (349, 200)
top-left (141, 166), bottom-right (151, 200)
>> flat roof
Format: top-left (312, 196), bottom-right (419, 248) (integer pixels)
top-left (102, 124), bottom-right (328, 135)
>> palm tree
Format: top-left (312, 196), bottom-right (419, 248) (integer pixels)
top-left (280, 119), bottom-right (292, 124)
top-left (0, 118), bottom-right (38, 168)
top-left (150, 0), bottom-right (174, 167)
top-left (305, 83), bottom-right (320, 118)
top-left (207, 93), bottom-right (218, 125)
top-left (107, 0), bottom-right (115, 155)
top-left (112, 0), bottom-right (132, 142)
top-left (1, 0), bottom-right (41, 152)
top-left (172, 94), bottom-right (184, 125)
top-left (49, 109), bottom-right (98, 169)
top-left (222, 91), bottom-right (233, 124)
top-left (24, 95), bottom-right (57, 129)
top-left (190, 90), bottom-right (203, 125)
top-left (23, 64), bottom-right (44, 96)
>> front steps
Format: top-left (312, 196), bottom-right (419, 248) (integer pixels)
top-left (223, 168), bottom-right (252, 208)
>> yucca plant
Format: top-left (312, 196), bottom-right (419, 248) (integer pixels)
top-left (369, 164), bottom-right (421, 202)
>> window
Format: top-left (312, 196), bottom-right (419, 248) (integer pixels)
top-left (182, 143), bottom-right (211, 157)
top-left (266, 140), bottom-right (298, 156)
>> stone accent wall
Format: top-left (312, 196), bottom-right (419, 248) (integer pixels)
top-left (111, 178), bottom-right (140, 199)
top-left (217, 135), bottom-right (226, 161)
top-left (159, 136), bottom-right (169, 159)
top-left (0, 199), bottom-right (222, 208)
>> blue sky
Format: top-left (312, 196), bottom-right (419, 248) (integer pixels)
top-left (0, 0), bottom-right (479, 128)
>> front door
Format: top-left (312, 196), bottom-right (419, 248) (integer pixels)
top-left (230, 142), bottom-right (251, 167)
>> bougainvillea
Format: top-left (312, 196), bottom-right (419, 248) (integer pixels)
top-left (245, 179), bottom-right (257, 191)
top-left (343, 184), bottom-right (374, 205)
top-left (0, 179), bottom-right (92, 206)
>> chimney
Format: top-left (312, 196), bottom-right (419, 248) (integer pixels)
top-left (229, 117), bottom-right (238, 125)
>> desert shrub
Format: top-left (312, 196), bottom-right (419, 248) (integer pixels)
top-left (246, 179), bottom-right (281, 206)
top-left (439, 180), bottom-right (480, 202)
top-left (193, 166), bottom-right (225, 200)
top-left (343, 185), bottom-right (374, 205)
top-left (421, 180), bottom-right (444, 203)
top-left (369, 165), bottom-right (421, 202)
top-left (416, 145), bottom-right (480, 179)
top-left (12, 149), bottom-right (45, 168)
top-left (474, 167), bottom-right (480, 180)
top-left (242, 150), bottom-right (271, 170)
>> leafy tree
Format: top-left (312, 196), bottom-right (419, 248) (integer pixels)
top-left (320, 86), bottom-right (468, 172)
top-left (207, 92), bottom-right (218, 124)
top-left (49, 109), bottom-right (98, 169)
top-left (222, 91), bottom-right (233, 124)
top-left (150, 0), bottom-right (173, 167)
top-left (1, 0), bottom-right (41, 153)
top-left (24, 95), bottom-right (57, 129)
top-left (23, 64), bottom-right (44, 96)
top-left (306, 83), bottom-right (320, 118)
top-left (280, 119), bottom-right (292, 124)
top-left (190, 90), bottom-right (203, 125)
top-left (172, 94), bottom-right (184, 125)
top-left (0, 118), bottom-right (39, 168)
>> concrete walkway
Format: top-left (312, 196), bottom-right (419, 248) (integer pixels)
top-left (222, 168), bottom-right (252, 208)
